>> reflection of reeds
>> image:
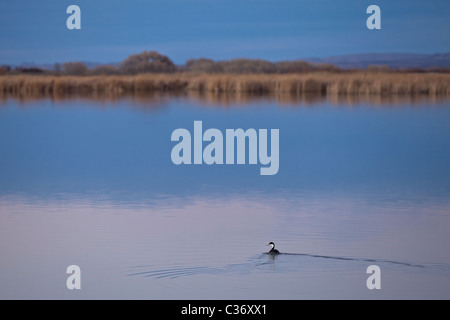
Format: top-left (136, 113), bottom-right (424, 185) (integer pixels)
top-left (1, 72), bottom-right (449, 100)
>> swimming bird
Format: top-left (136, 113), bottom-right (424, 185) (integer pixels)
top-left (267, 242), bottom-right (280, 254)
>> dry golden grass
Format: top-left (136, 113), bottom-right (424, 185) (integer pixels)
top-left (1, 72), bottom-right (449, 100)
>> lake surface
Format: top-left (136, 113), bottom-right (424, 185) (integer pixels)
top-left (1, 95), bottom-right (450, 299)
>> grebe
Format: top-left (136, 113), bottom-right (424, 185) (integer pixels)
top-left (267, 242), bottom-right (280, 254)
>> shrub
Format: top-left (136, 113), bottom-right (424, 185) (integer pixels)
top-left (62, 62), bottom-right (88, 75)
top-left (120, 51), bottom-right (176, 74)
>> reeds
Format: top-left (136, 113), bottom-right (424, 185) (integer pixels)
top-left (1, 72), bottom-right (449, 99)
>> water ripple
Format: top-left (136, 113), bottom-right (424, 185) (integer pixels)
top-left (127, 252), bottom-right (438, 280)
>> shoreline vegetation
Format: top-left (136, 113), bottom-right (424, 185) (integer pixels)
top-left (1, 72), bottom-right (449, 98)
top-left (1, 51), bottom-right (449, 100)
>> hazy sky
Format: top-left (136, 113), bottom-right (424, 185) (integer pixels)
top-left (1, 0), bottom-right (449, 65)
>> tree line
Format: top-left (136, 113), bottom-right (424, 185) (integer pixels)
top-left (1, 50), bottom-right (448, 76)
top-left (1, 51), bottom-right (342, 76)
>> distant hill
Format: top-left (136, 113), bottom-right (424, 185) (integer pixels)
top-left (304, 53), bottom-right (450, 69)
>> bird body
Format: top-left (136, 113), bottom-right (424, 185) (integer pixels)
top-left (267, 241), bottom-right (280, 254)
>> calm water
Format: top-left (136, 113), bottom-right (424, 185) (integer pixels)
top-left (1, 95), bottom-right (450, 299)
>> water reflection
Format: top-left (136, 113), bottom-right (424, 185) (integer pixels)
top-left (1, 91), bottom-right (449, 108)
top-left (1, 96), bottom-right (449, 201)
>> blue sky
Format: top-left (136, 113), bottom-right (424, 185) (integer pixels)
top-left (1, 0), bottom-right (449, 65)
